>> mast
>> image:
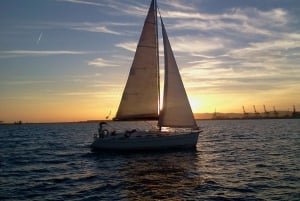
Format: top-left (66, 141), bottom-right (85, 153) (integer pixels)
top-left (154, 0), bottom-right (160, 117)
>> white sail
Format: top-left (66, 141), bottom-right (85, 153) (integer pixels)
top-left (115, 0), bottom-right (159, 121)
top-left (158, 19), bottom-right (198, 129)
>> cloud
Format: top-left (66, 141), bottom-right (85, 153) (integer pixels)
top-left (160, 0), bottom-right (197, 11)
top-left (247, 40), bottom-right (300, 52)
top-left (55, 0), bottom-right (105, 7)
top-left (115, 42), bottom-right (137, 52)
top-left (226, 37), bottom-right (300, 72)
top-left (168, 36), bottom-right (226, 54)
top-left (88, 58), bottom-right (119, 67)
top-left (178, 36), bottom-right (300, 95)
top-left (55, 0), bottom-right (151, 18)
top-left (160, 6), bottom-right (288, 23)
top-left (11, 20), bottom-right (130, 36)
top-left (162, 7), bottom-right (290, 38)
top-left (69, 23), bottom-right (121, 35)
top-left (156, 5), bottom-right (299, 94)
top-left (32, 21), bottom-right (124, 35)
top-left (0, 50), bottom-right (89, 58)
top-left (3, 80), bottom-right (54, 85)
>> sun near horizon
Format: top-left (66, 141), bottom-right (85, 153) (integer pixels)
top-left (1, 89), bottom-right (299, 123)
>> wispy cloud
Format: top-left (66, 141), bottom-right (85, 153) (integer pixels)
top-left (55, 0), bottom-right (105, 7)
top-left (0, 50), bottom-right (89, 58)
top-left (69, 23), bottom-right (122, 35)
top-left (56, 0), bottom-right (150, 17)
top-left (88, 58), bottom-right (119, 67)
top-left (3, 80), bottom-right (54, 85)
top-left (9, 20), bottom-right (130, 36)
top-left (169, 36), bottom-right (226, 54)
top-left (160, 7), bottom-right (287, 22)
top-left (162, 7), bottom-right (289, 38)
top-left (164, 0), bottom-right (196, 11)
top-left (115, 42), bottom-right (137, 52)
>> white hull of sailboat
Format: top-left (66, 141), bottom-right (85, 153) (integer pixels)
top-left (91, 132), bottom-right (199, 151)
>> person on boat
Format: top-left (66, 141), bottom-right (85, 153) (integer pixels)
top-left (98, 122), bottom-right (106, 138)
top-left (110, 130), bottom-right (116, 136)
top-left (124, 129), bottom-right (136, 138)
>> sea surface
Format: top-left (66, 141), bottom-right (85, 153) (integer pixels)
top-left (0, 119), bottom-right (299, 201)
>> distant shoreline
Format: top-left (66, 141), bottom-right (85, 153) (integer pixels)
top-left (1, 114), bottom-right (299, 125)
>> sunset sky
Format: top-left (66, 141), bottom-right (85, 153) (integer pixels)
top-left (1, 0), bottom-right (300, 123)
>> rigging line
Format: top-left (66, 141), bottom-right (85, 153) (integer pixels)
top-left (157, 6), bottom-right (162, 22)
top-left (157, 6), bottom-right (166, 28)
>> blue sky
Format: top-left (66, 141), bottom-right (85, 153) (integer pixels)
top-left (1, 0), bottom-right (300, 122)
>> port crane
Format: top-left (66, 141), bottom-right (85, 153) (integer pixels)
top-left (242, 106), bottom-right (249, 118)
top-left (263, 105), bottom-right (270, 117)
top-left (253, 105), bottom-right (260, 117)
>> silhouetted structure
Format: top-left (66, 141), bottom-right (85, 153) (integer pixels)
top-left (14, 121), bottom-right (22, 125)
top-left (273, 106), bottom-right (278, 118)
top-left (253, 105), bottom-right (260, 117)
top-left (263, 105), bottom-right (270, 117)
top-left (212, 108), bottom-right (217, 119)
top-left (292, 105), bottom-right (300, 118)
top-left (242, 106), bottom-right (249, 118)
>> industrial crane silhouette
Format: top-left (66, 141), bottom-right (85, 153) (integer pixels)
top-left (242, 106), bottom-right (249, 118)
top-left (253, 105), bottom-right (260, 117)
top-left (263, 105), bottom-right (270, 117)
top-left (292, 105), bottom-right (300, 118)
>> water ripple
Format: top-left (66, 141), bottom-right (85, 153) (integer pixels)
top-left (0, 120), bottom-right (299, 200)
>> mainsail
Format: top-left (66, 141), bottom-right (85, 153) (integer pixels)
top-left (115, 0), bottom-right (159, 120)
top-left (158, 18), bottom-right (198, 129)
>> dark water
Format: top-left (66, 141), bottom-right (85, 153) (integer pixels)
top-left (1, 119), bottom-right (299, 200)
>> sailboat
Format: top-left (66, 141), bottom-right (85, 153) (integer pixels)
top-left (91, 0), bottom-right (201, 151)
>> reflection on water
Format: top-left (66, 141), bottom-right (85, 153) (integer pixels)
top-left (118, 152), bottom-right (201, 200)
top-left (89, 151), bottom-right (203, 200)
top-left (0, 119), bottom-right (299, 200)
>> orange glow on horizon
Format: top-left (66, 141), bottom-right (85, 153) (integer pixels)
top-left (1, 90), bottom-right (299, 123)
